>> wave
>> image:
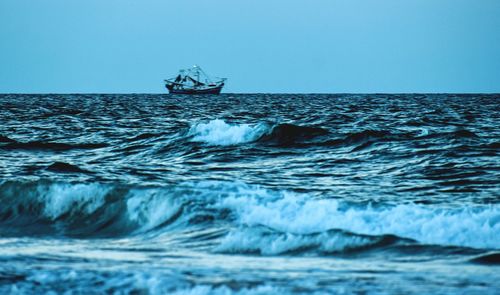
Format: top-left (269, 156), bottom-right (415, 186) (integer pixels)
top-left (186, 119), bottom-right (484, 150)
top-left (344, 129), bottom-right (393, 144)
top-left (46, 162), bottom-right (90, 174)
top-left (419, 129), bottom-right (480, 140)
top-left (470, 252), bottom-right (500, 265)
top-left (167, 285), bottom-right (281, 295)
top-left (0, 181), bottom-right (183, 237)
top-left (188, 119), bottom-right (328, 146)
top-left (451, 129), bottom-right (479, 138)
top-left (128, 132), bottom-right (164, 142)
top-left (0, 140), bottom-right (107, 151)
top-left (0, 180), bottom-right (498, 251)
top-left (6, 269), bottom-right (282, 295)
top-left (0, 135), bottom-right (16, 143)
top-left (257, 123), bottom-right (329, 146)
top-left (188, 119), bottom-right (268, 145)
top-left (215, 227), bottom-right (404, 255)
top-left (209, 184), bottom-right (500, 250)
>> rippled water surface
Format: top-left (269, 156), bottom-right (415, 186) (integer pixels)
top-left (0, 94), bottom-right (499, 294)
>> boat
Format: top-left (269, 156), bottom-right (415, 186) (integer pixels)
top-left (164, 65), bottom-right (226, 95)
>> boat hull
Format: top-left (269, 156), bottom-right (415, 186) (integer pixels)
top-left (166, 84), bottom-right (224, 95)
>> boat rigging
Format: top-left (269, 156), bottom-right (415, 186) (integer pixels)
top-left (164, 65), bottom-right (226, 95)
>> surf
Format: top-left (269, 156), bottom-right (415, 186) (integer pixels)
top-left (1, 180), bottom-right (498, 251)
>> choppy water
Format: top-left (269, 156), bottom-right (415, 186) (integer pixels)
top-left (0, 94), bottom-right (499, 294)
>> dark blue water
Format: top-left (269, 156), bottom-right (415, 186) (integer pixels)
top-left (0, 94), bottom-right (499, 294)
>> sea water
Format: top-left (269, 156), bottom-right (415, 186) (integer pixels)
top-left (0, 94), bottom-right (499, 294)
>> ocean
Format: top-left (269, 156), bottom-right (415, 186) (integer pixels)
top-left (0, 93), bottom-right (498, 294)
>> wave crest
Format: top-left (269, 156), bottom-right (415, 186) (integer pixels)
top-left (188, 119), bottom-right (268, 145)
top-left (45, 162), bottom-right (90, 173)
top-left (188, 119), bottom-right (329, 146)
top-left (0, 180), bottom-right (498, 250)
top-left (213, 186), bottom-right (500, 250)
top-left (257, 123), bottom-right (329, 145)
top-left (0, 181), bottom-right (183, 237)
top-left (215, 227), bottom-right (401, 255)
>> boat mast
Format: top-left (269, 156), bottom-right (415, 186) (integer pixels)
top-left (197, 68), bottom-right (200, 86)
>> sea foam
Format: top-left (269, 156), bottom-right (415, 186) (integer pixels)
top-left (215, 227), bottom-right (378, 255)
top-left (188, 119), bottom-right (268, 145)
top-left (1, 180), bottom-right (498, 250)
top-left (41, 183), bottom-right (109, 219)
top-left (213, 185), bottom-right (500, 250)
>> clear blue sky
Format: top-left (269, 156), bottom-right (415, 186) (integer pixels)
top-left (1, 0), bottom-right (499, 93)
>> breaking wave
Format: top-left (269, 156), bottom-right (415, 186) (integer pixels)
top-left (0, 180), bottom-right (498, 252)
top-left (213, 186), bottom-right (500, 251)
top-left (187, 119), bottom-right (478, 149)
top-left (188, 119), bottom-right (329, 146)
top-left (214, 227), bottom-right (403, 255)
top-left (188, 119), bottom-right (268, 145)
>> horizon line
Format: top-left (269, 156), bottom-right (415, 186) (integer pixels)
top-left (1, 92), bottom-right (500, 95)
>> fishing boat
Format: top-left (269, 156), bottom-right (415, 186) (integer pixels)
top-left (164, 65), bottom-right (226, 95)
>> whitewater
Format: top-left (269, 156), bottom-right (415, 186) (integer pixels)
top-left (0, 94), bottom-right (499, 294)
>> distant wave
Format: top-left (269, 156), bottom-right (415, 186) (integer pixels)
top-left (418, 129), bottom-right (480, 140)
top-left (188, 119), bottom-right (481, 149)
top-left (188, 120), bottom-right (328, 146)
top-left (188, 119), bottom-right (268, 145)
top-left (0, 135), bottom-right (16, 143)
top-left (0, 180), bottom-right (498, 251)
top-left (45, 162), bottom-right (90, 174)
top-left (343, 129), bottom-right (393, 143)
top-left (0, 138), bottom-right (107, 151)
top-left (128, 132), bottom-right (165, 142)
top-left (257, 123), bottom-right (329, 146)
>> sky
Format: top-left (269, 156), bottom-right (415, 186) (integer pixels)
top-left (1, 0), bottom-right (499, 93)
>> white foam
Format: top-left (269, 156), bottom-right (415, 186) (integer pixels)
top-left (215, 227), bottom-right (374, 255)
top-left (103, 270), bottom-right (282, 295)
top-left (126, 188), bottom-right (182, 232)
top-left (40, 183), bottom-right (109, 219)
top-left (188, 119), bottom-right (268, 145)
top-left (20, 268), bottom-right (282, 295)
top-left (34, 183), bottom-right (182, 233)
top-left (211, 185), bottom-right (500, 250)
top-left (26, 181), bottom-right (500, 250)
